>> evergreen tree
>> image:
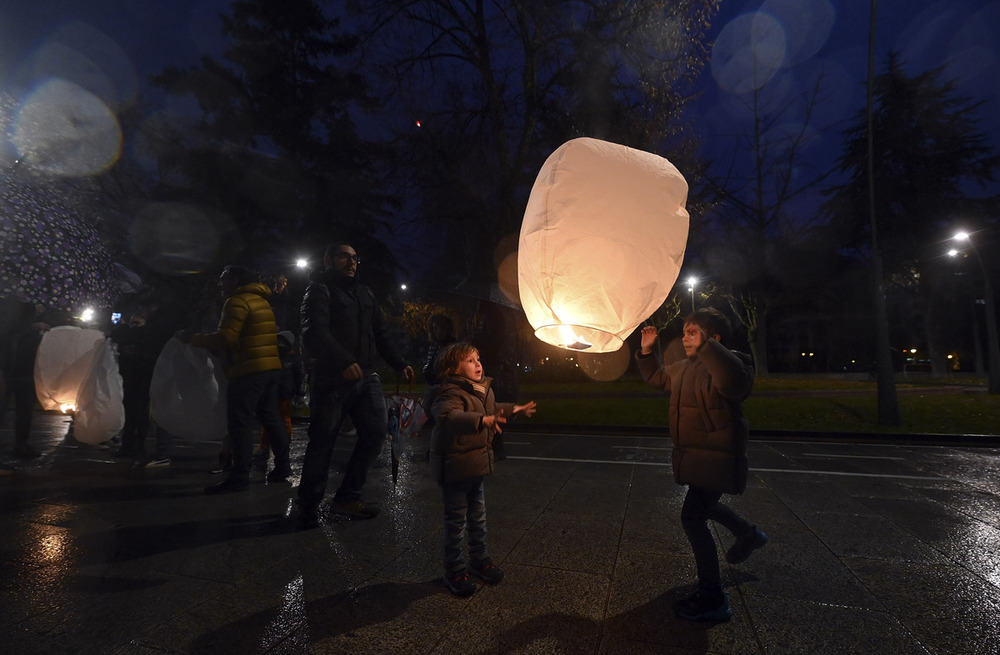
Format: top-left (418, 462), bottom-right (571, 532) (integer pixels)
top-left (824, 53), bottom-right (1000, 376)
top-left (150, 0), bottom-right (398, 290)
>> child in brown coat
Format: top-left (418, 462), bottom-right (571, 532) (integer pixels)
top-left (423, 342), bottom-right (536, 596)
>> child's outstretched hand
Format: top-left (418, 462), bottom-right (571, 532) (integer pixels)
top-left (640, 326), bottom-right (658, 354)
top-left (513, 401), bottom-right (537, 418)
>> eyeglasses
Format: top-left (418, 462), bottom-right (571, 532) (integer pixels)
top-left (334, 253), bottom-right (361, 264)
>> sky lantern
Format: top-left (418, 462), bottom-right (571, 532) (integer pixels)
top-left (518, 137), bottom-right (690, 353)
top-left (34, 326), bottom-right (124, 444)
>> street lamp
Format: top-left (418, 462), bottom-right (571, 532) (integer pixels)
top-left (952, 231), bottom-right (1000, 394)
top-left (687, 276), bottom-right (698, 312)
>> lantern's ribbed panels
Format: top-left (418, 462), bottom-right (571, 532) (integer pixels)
top-left (519, 138), bottom-right (689, 352)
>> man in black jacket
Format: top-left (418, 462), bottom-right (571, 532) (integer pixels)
top-left (297, 242), bottom-right (413, 528)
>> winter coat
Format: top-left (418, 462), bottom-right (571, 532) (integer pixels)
top-left (300, 269), bottom-right (408, 380)
top-left (190, 283), bottom-right (281, 379)
top-left (635, 338), bottom-right (754, 494)
top-left (424, 375), bottom-right (514, 485)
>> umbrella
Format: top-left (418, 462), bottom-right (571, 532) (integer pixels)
top-left (385, 380), bottom-right (427, 485)
top-left (0, 171), bottom-right (120, 312)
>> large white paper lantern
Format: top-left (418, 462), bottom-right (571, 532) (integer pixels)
top-left (34, 326), bottom-right (105, 412)
top-left (34, 326), bottom-right (124, 444)
top-left (150, 338), bottom-right (228, 441)
top-left (518, 137), bottom-right (690, 352)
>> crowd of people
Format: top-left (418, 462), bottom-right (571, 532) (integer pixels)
top-left (0, 243), bottom-right (768, 621)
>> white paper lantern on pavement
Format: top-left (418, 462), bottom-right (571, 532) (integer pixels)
top-left (34, 325), bottom-right (124, 444)
top-left (518, 137), bottom-right (690, 352)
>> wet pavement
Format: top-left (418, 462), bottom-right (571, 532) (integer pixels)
top-left (2, 411), bottom-right (1000, 654)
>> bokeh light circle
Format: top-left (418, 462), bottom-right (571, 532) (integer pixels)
top-left (577, 347), bottom-right (632, 382)
top-left (712, 12), bottom-right (786, 95)
top-left (13, 79), bottom-right (122, 177)
top-left (129, 202), bottom-right (227, 275)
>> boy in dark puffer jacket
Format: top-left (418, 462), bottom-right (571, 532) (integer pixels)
top-left (423, 342), bottom-right (536, 597)
top-left (636, 308), bottom-right (767, 623)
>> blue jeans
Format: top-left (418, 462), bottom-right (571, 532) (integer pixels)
top-left (681, 485), bottom-right (753, 594)
top-left (227, 369), bottom-right (289, 480)
top-left (297, 373), bottom-right (387, 507)
top-left (442, 476), bottom-right (489, 575)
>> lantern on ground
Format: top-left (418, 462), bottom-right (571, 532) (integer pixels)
top-left (518, 137), bottom-right (689, 353)
top-left (34, 326), bottom-right (124, 444)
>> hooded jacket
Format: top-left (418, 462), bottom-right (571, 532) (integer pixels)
top-left (635, 338), bottom-right (754, 494)
top-left (299, 268), bottom-right (407, 379)
top-left (190, 283), bottom-right (281, 379)
top-left (423, 375), bottom-right (514, 485)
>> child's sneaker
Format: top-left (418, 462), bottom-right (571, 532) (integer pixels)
top-left (673, 589), bottom-right (732, 623)
top-left (726, 527), bottom-right (768, 564)
top-left (470, 557), bottom-right (504, 585)
top-left (444, 569), bottom-right (476, 597)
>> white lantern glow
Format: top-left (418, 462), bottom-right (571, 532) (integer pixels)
top-left (34, 326), bottom-right (124, 444)
top-left (518, 137), bottom-right (690, 352)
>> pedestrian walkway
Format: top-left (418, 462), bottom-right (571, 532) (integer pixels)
top-left (2, 411), bottom-right (999, 654)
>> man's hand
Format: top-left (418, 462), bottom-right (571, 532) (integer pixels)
top-left (401, 366), bottom-right (415, 383)
top-left (342, 362), bottom-right (363, 381)
top-left (640, 326), bottom-right (658, 354)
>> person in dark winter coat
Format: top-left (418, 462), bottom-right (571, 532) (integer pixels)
top-left (296, 242), bottom-right (414, 527)
top-left (635, 308), bottom-right (767, 623)
top-left (110, 290), bottom-right (179, 462)
top-left (423, 341), bottom-right (536, 597)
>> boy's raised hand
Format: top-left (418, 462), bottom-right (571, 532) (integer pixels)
top-left (640, 325), bottom-right (658, 354)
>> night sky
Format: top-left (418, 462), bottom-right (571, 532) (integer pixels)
top-left (1, 0), bottom-right (998, 275)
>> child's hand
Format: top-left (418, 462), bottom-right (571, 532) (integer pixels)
top-left (513, 401), bottom-right (537, 418)
top-left (640, 326), bottom-right (658, 354)
top-left (482, 414), bottom-right (507, 433)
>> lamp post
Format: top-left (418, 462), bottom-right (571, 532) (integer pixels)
top-left (953, 231), bottom-right (1000, 394)
top-left (687, 276), bottom-right (698, 312)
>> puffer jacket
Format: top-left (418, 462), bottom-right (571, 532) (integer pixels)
top-left (300, 269), bottom-right (407, 379)
top-left (190, 283), bottom-right (281, 379)
top-left (423, 375), bottom-right (514, 485)
top-left (636, 338), bottom-right (754, 494)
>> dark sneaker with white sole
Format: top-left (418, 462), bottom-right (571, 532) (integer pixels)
top-left (726, 527), bottom-right (768, 564)
top-left (673, 589), bottom-right (732, 623)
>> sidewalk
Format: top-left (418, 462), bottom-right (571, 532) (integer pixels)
top-left (2, 412), bottom-right (999, 654)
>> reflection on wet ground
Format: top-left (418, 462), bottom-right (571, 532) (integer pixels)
top-left (2, 412), bottom-right (999, 654)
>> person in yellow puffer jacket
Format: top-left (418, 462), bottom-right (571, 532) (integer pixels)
top-left (178, 265), bottom-right (291, 494)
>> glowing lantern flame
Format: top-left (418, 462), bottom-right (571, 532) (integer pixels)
top-left (60, 403), bottom-right (77, 413)
top-left (518, 138), bottom-right (689, 353)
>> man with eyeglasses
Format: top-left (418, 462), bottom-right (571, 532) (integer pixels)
top-left (297, 242), bottom-right (414, 527)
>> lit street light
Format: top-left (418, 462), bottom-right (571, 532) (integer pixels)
top-left (952, 231), bottom-right (1000, 394)
top-left (687, 276), bottom-right (698, 312)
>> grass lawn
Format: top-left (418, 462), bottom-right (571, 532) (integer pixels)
top-left (514, 376), bottom-right (1000, 436)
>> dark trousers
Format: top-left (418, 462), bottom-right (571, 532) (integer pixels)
top-left (297, 373), bottom-right (387, 507)
top-left (119, 374), bottom-right (152, 456)
top-left (226, 370), bottom-right (289, 480)
top-left (681, 485), bottom-right (754, 595)
top-left (10, 377), bottom-right (35, 446)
